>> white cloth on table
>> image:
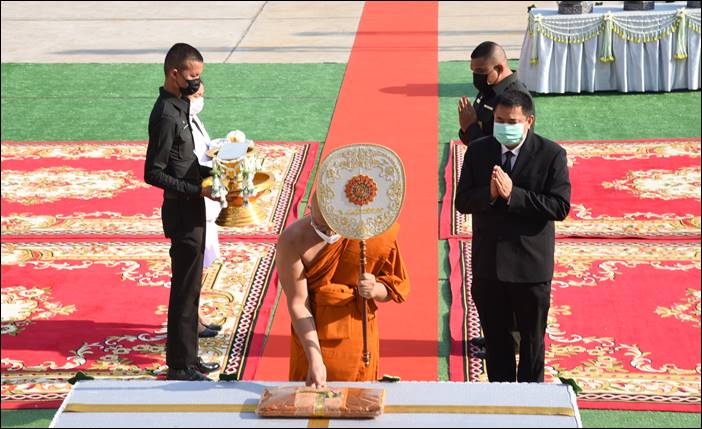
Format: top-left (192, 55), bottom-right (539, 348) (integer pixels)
top-left (518, 2), bottom-right (701, 93)
top-left (190, 113), bottom-right (221, 268)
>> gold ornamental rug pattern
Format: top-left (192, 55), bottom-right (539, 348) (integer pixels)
top-left (0, 141), bottom-right (316, 239)
top-left (451, 240), bottom-right (701, 410)
top-left (442, 138), bottom-right (701, 239)
top-left (1, 240), bottom-right (276, 407)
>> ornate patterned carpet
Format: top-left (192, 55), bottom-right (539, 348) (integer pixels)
top-left (1, 141), bottom-right (317, 240)
top-left (448, 239), bottom-right (701, 412)
top-left (0, 140), bottom-right (318, 409)
top-left (1, 241), bottom-right (277, 408)
top-left (442, 137), bottom-right (701, 411)
top-left (441, 138), bottom-right (701, 239)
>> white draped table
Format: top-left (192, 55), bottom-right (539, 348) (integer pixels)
top-left (50, 380), bottom-right (582, 428)
top-left (518, 2), bottom-right (701, 93)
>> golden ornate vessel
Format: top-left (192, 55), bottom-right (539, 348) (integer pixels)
top-left (215, 170), bottom-right (273, 227)
top-left (208, 143), bottom-right (273, 228)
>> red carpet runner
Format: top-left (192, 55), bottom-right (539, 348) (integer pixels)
top-left (253, 1), bottom-right (439, 381)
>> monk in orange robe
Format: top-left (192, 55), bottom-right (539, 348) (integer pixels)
top-left (276, 194), bottom-right (410, 387)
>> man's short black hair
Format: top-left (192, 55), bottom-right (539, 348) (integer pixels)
top-left (471, 41), bottom-right (500, 60)
top-left (495, 90), bottom-right (535, 117)
top-left (164, 43), bottom-right (203, 75)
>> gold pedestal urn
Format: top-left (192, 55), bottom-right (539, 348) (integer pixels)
top-left (209, 142), bottom-right (273, 228)
top-left (215, 170), bottom-right (273, 227)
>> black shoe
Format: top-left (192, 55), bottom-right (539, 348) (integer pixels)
top-left (196, 358), bottom-right (220, 374)
top-left (473, 348), bottom-right (488, 360)
top-left (166, 368), bottom-right (213, 381)
top-left (205, 323), bottom-right (222, 331)
top-left (198, 327), bottom-right (218, 338)
top-left (470, 337), bottom-right (486, 348)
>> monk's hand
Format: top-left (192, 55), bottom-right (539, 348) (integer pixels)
top-left (306, 358), bottom-right (327, 389)
top-left (494, 166), bottom-right (512, 200)
top-left (358, 273), bottom-right (378, 300)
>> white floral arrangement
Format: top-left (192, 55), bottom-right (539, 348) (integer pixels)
top-left (238, 153), bottom-right (266, 203)
top-left (208, 159), bottom-right (229, 209)
top-left (206, 130), bottom-right (263, 208)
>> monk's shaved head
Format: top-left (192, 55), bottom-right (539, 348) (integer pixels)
top-left (309, 191), bottom-right (332, 231)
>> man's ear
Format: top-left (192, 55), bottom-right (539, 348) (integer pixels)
top-left (527, 114), bottom-right (535, 129)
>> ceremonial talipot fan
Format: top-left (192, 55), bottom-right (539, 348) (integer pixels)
top-left (316, 144), bottom-right (406, 366)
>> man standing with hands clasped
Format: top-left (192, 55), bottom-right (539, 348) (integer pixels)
top-left (457, 41), bottom-right (531, 146)
top-left (144, 43), bottom-right (220, 381)
top-left (455, 90), bottom-right (571, 383)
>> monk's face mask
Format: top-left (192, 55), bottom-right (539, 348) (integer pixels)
top-left (311, 221), bottom-right (341, 244)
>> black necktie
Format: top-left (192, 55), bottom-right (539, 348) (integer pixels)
top-left (503, 151), bottom-right (514, 175)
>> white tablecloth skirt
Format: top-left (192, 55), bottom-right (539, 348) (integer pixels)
top-left (519, 10), bottom-right (701, 93)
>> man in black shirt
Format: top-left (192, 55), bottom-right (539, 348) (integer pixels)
top-left (144, 43), bottom-right (219, 381)
top-left (457, 41), bottom-right (532, 146)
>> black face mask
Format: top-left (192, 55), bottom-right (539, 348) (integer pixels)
top-left (179, 74), bottom-right (201, 96)
top-left (472, 72), bottom-right (491, 94)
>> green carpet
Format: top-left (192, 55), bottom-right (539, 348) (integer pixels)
top-left (579, 410), bottom-right (701, 428)
top-left (0, 63), bottom-right (346, 142)
top-left (1, 62), bottom-right (700, 427)
top-left (1, 410), bottom-right (55, 428)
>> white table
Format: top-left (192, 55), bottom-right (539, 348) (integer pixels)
top-left (518, 2), bottom-right (701, 93)
top-left (50, 380), bottom-right (582, 428)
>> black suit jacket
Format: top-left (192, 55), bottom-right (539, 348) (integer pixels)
top-left (455, 130), bottom-right (571, 283)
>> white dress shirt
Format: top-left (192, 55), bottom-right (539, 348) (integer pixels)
top-left (190, 113), bottom-right (221, 268)
top-left (500, 136), bottom-right (526, 171)
top-left (493, 133), bottom-right (528, 206)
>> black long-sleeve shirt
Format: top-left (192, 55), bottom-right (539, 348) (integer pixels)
top-left (144, 87), bottom-right (211, 197)
top-left (458, 72), bottom-right (532, 145)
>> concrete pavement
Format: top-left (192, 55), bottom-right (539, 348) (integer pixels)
top-left (2, 1), bottom-right (615, 63)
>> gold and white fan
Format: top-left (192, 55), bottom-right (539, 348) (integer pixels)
top-left (315, 144), bottom-right (405, 366)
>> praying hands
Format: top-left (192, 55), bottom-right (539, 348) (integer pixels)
top-left (492, 165), bottom-right (512, 201)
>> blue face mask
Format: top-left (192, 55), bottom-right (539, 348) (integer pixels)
top-left (493, 122), bottom-right (526, 149)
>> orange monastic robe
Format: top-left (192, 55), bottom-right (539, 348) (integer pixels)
top-left (289, 223), bottom-right (410, 381)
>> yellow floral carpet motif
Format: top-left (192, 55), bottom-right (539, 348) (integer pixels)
top-left (1, 166), bottom-right (150, 205)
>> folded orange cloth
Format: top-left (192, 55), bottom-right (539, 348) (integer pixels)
top-left (256, 386), bottom-right (385, 418)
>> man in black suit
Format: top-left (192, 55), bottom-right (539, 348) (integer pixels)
top-left (457, 41), bottom-right (531, 146)
top-left (455, 90), bottom-right (571, 382)
top-left (144, 43), bottom-right (220, 381)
